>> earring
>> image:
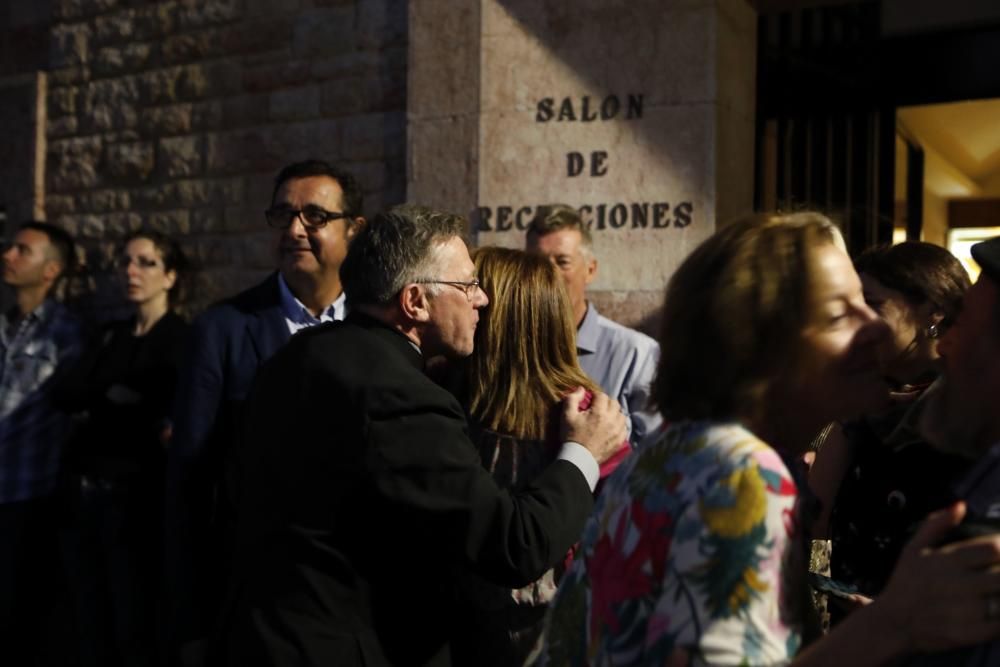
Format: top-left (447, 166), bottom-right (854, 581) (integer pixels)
top-left (924, 322), bottom-right (940, 339)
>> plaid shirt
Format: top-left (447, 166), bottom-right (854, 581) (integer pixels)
top-left (0, 299), bottom-right (83, 503)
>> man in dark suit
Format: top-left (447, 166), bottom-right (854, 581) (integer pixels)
top-left (220, 205), bottom-right (627, 666)
top-left (164, 160), bottom-right (366, 663)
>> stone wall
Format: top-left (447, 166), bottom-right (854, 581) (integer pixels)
top-left (0, 73), bottom-right (46, 234)
top-left (42, 0), bottom-right (407, 316)
top-left (409, 0), bottom-right (757, 334)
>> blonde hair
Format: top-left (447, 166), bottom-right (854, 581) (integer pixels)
top-left (467, 247), bottom-right (598, 439)
top-left (653, 212), bottom-right (844, 423)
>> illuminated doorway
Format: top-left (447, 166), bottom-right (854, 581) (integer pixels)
top-left (753, 0), bottom-right (1000, 257)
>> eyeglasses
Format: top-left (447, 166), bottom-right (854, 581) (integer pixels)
top-left (417, 279), bottom-right (481, 302)
top-left (264, 205), bottom-right (351, 230)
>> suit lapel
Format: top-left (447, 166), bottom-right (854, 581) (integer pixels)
top-left (244, 273), bottom-right (290, 366)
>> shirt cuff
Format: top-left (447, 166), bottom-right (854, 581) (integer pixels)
top-left (557, 441), bottom-right (599, 492)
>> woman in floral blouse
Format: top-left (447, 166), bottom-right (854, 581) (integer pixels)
top-left (534, 213), bottom-right (1000, 666)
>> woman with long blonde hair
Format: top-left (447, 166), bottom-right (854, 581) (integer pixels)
top-left (450, 246), bottom-right (628, 666)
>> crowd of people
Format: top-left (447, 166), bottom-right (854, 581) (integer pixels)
top-left (1, 158), bottom-right (1000, 667)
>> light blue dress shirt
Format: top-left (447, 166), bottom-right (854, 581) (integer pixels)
top-left (277, 273), bottom-right (347, 335)
top-left (577, 303), bottom-right (662, 448)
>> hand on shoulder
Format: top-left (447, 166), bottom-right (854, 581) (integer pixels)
top-left (561, 388), bottom-right (627, 464)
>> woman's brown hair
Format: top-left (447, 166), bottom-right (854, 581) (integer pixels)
top-left (853, 241), bottom-right (969, 329)
top-left (652, 212), bottom-right (844, 424)
top-left (467, 247), bottom-right (598, 440)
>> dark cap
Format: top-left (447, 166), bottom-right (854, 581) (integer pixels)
top-left (972, 236), bottom-right (1000, 284)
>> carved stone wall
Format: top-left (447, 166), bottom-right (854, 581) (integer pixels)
top-left (40, 0), bottom-right (407, 314)
top-left (1, 0), bottom-right (758, 329)
top-left (409, 0), bottom-right (757, 333)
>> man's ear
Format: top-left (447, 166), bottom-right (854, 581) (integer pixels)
top-left (41, 258), bottom-right (63, 284)
top-left (399, 283), bottom-right (432, 323)
top-left (346, 216), bottom-right (365, 241)
top-left (584, 254), bottom-right (598, 286)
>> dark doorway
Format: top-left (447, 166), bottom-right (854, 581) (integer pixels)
top-left (754, 0), bottom-right (1000, 255)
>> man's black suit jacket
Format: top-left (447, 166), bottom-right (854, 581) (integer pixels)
top-left (220, 313), bottom-right (595, 666)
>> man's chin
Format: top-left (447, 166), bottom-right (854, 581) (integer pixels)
top-left (423, 341), bottom-right (474, 362)
top-left (441, 347), bottom-right (474, 361)
top-left (918, 377), bottom-right (981, 459)
top-left (279, 259), bottom-right (318, 276)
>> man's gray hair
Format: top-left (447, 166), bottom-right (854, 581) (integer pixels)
top-left (526, 204), bottom-right (593, 258)
top-left (340, 204), bottom-right (467, 307)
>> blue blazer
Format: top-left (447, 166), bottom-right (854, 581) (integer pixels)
top-left (165, 272), bottom-right (291, 651)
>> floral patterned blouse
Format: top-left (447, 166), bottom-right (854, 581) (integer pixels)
top-left (534, 421), bottom-right (807, 666)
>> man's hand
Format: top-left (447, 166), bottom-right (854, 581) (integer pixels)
top-left (560, 388), bottom-right (627, 464)
top-left (876, 502), bottom-right (1000, 654)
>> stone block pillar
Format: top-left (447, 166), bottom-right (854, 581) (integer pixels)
top-left (0, 72), bottom-right (47, 233)
top-left (408, 0), bottom-right (756, 330)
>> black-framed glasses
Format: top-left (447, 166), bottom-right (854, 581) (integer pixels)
top-left (264, 205), bottom-right (351, 230)
top-left (417, 279), bottom-right (481, 302)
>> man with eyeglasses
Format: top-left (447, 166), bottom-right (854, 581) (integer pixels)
top-left (220, 204), bottom-right (627, 667)
top-left (165, 159), bottom-right (365, 665)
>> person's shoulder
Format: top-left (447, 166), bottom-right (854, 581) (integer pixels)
top-left (271, 318), bottom-right (377, 364)
top-left (97, 317), bottom-right (132, 340)
top-left (154, 311), bottom-right (192, 341)
top-left (193, 274), bottom-right (278, 327)
top-left (643, 422), bottom-right (797, 523)
top-left (647, 421), bottom-right (786, 474)
top-left (160, 310), bottom-right (190, 329)
top-left (294, 318), bottom-right (417, 369)
top-left (703, 422), bottom-right (789, 473)
top-left (593, 310), bottom-right (658, 352)
top-left (274, 320), bottom-right (452, 406)
top-left (224, 273), bottom-right (280, 309)
top-left (45, 300), bottom-right (85, 340)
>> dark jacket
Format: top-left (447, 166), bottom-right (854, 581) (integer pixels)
top-left (220, 312), bottom-right (595, 667)
top-left (164, 273), bottom-right (290, 650)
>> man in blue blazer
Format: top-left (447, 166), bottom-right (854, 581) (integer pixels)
top-left (164, 159), bottom-right (365, 664)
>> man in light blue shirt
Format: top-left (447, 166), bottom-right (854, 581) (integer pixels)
top-left (276, 269), bottom-right (346, 335)
top-left (526, 205), bottom-right (662, 448)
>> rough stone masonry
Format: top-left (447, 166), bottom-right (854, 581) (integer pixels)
top-left (33, 0), bottom-right (407, 315)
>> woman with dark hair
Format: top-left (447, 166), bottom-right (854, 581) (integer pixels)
top-left (450, 246), bottom-right (629, 666)
top-left (810, 241), bottom-right (973, 601)
top-left (533, 214), bottom-right (1000, 666)
top-left (855, 241), bottom-right (968, 385)
top-left (57, 229), bottom-right (190, 667)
